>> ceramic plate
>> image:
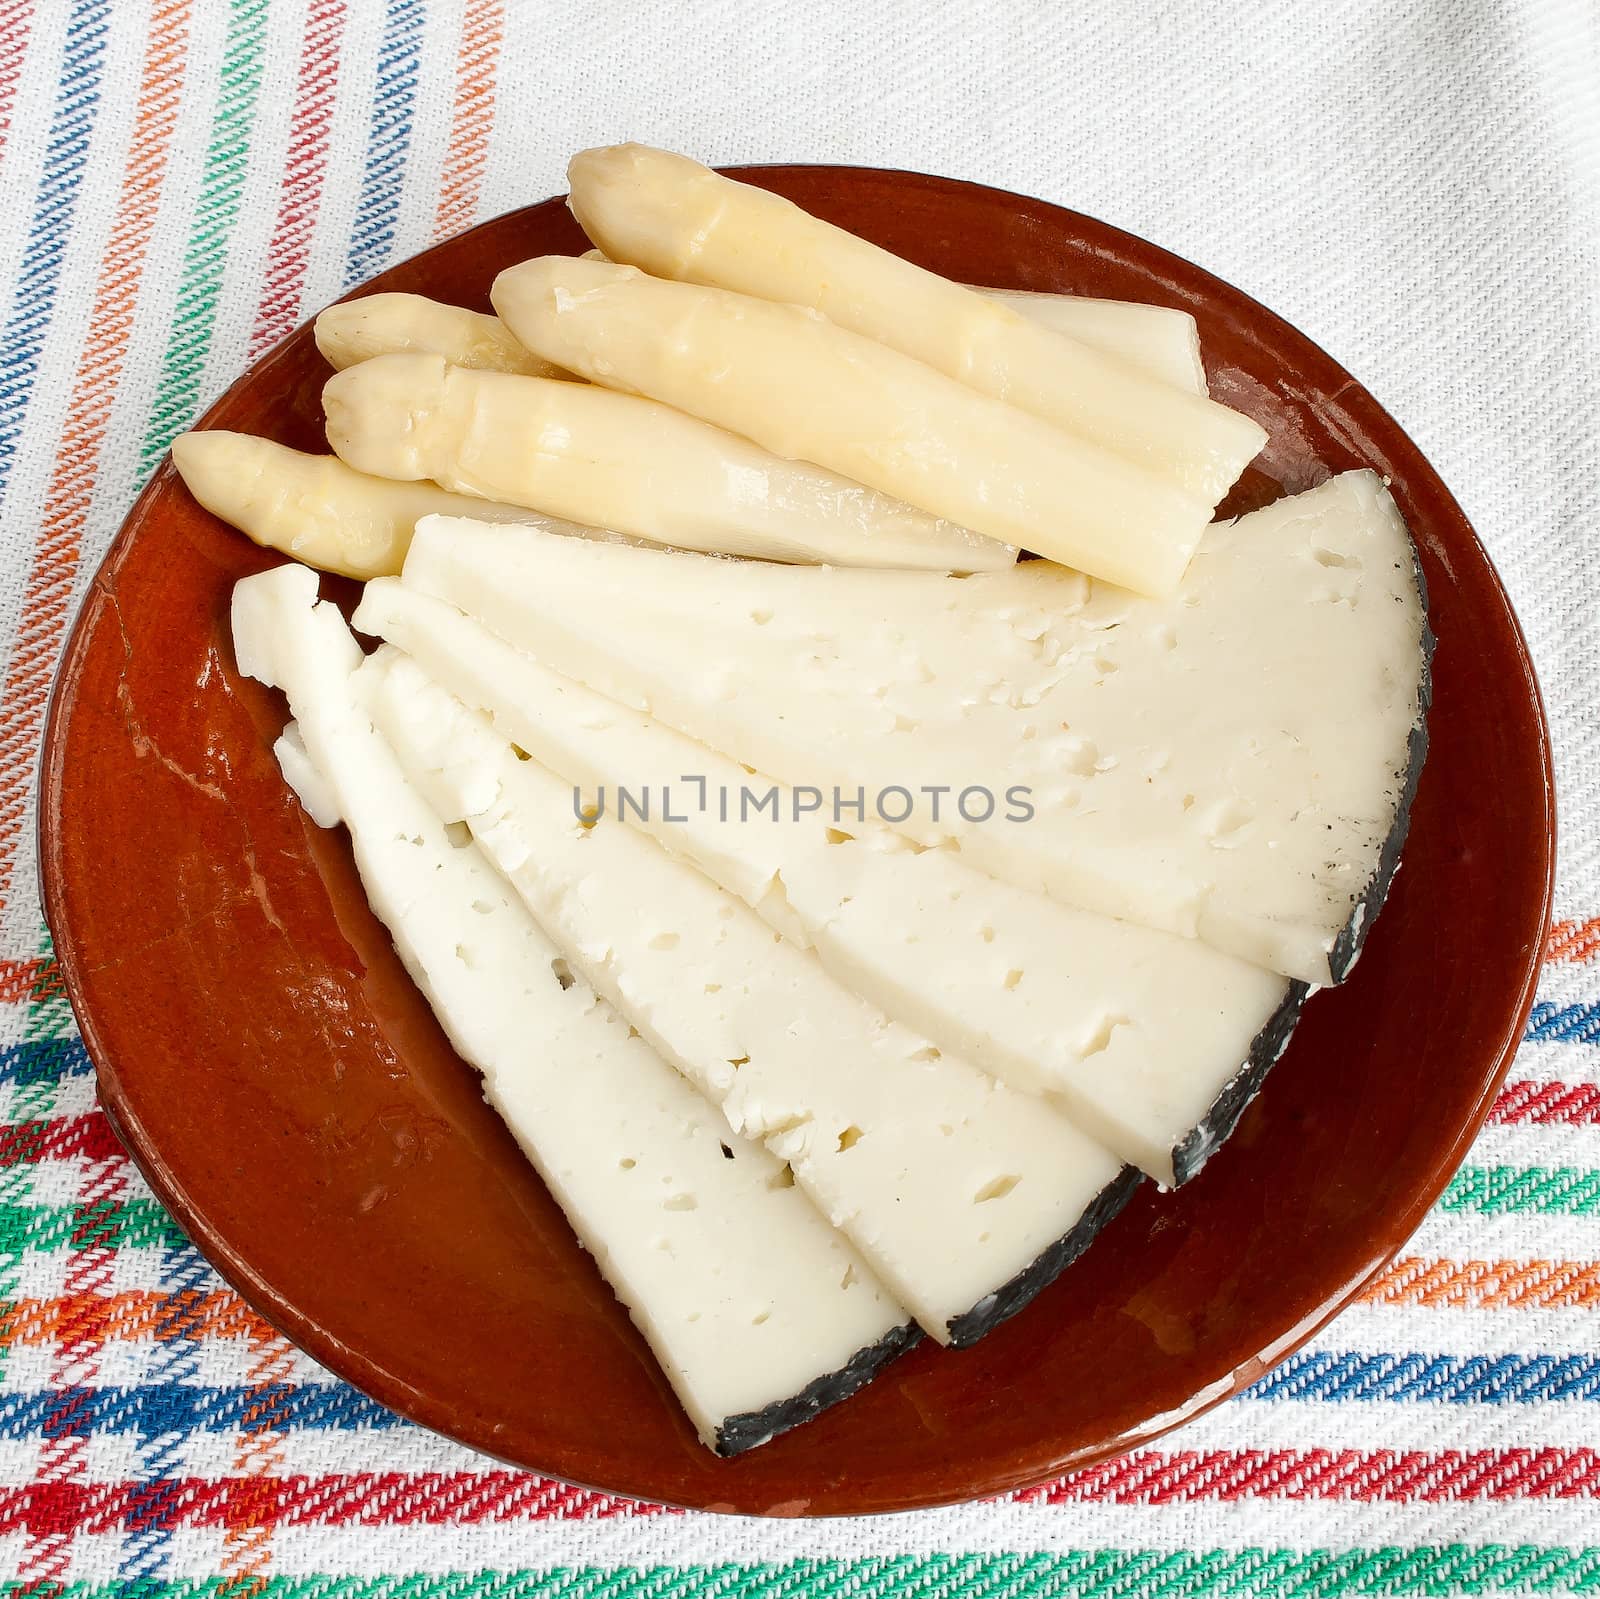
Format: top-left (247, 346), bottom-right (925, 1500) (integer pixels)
top-left (39, 167), bottom-right (1554, 1516)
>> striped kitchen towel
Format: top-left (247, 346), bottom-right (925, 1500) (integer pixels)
top-left (0, 0), bottom-right (1596, 1592)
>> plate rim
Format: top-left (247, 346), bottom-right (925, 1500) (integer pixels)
top-left (38, 164), bottom-right (1557, 1516)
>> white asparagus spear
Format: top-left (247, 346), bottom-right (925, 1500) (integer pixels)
top-left (321, 284), bottom-right (1206, 395)
top-left (587, 247), bottom-right (1205, 392)
top-left (314, 292), bottom-right (567, 379)
top-left (567, 144), bottom-right (1261, 503)
top-left (980, 289), bottom-right (1206, 394)
top-left (492, 257), bottom-right (1209, 594)
top-left (322, 353), bottom-right (1017, 572)
top-left (170, 431), bottom-right (545, 579)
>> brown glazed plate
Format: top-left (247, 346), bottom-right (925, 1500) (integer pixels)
top-left (39, 167), bottom-right (1554, 1517)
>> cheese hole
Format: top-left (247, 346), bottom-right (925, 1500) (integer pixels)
top-left (980, 926), bottom-right (995, 943)
top-left (749, 608), bottom-right (773, 625)
top-left (824, 828), bottom-right (855, 846)
top-left (1021, 725), bottom-right (1038, 742)
top-left (1181, 794), bottom-right (1196, 811)
top-left (663, 1193), bottom-right (698, 1211)
top-left (841, 1264), bottom-right (857, 1288)
top-left (727, 1054), bottom-right (749, 1070)
top-left (1063, 740), bottom-right (1100, 778)
top-left (1004, 968), bottom-right (1024, 991)
top-left (550, 958), bottom-right (575, 990)
top-left (909, 1045), bottom-right (941, 1062)
top-left (892, 713), bottom-right (918, 733)
top-left (626, 1026), bottom-right (641, 1040)
top-left (453, 943), bottom-right (475, 970)
top-left (443, 821), bottom-right (474, 850)
top-left (751, 1310), bottom-right (771, 1325)
top-left (979, 1231), bottom-right (992, 1244)
top-left (618, 1158), bottom-right (637, 1170)
top-left (974, 1174), bottom-right (1021, 1203)
top-left (1313, 546), bottom-right (1362, 571)
top-left (1093, 654), bottom-right (1120, 678)
top-left (1153, 623), bottom-right (1178, 651)
top-left (940, 1123), bottom-right (954, 1137)
top-left (836, 1125), bottom-right (864, 1152)
top-left (510, 743), bottom-right (533, 761)
top-left (686, 1310), bottom-right (699, 1322)
top-left (719, 1142), bottom-right (734, 1160)
top-left (767, 1167), bottom-right (796, 1191)
top-left (704, 982), bottom-right (722, 994)
top-left (1081, 1012), bottom-right (1131, 1058)
top-left (471, 899), bottom-right (494, 915)
top-left (1207, 799), bottom-right (1255, 847)
top-left (648, 931), bottom-right (680, 951)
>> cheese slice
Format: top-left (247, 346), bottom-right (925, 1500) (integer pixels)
top-left (230, 562), bottom-right (912, 1455)
top-left (355, 581), bottom-right (1299, 1185)
top-left (399, 471), bottom-right (1431, 986)
top-left (364, 652), bottom-right (1136, 1342)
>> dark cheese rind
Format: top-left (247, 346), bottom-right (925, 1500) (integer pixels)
top-left (1329, 549), bottom-right (1436, 983)
top-left (713, 1320), bottom-right (921, 1457)
top-left (1168, 979), bottom-right (1314, 1187)
top-left (945, 1164), bottom-right (1143, 1348)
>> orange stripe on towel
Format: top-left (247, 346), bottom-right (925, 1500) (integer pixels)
top-left (1363, 1257), bottom-right (1600, 1312)
top-left (1548, 919), bottom-right (1600, 964)
top-left (0, 1289), bottom-right (279, 1350)
top-left (433, 0), bottom-right (501, 242)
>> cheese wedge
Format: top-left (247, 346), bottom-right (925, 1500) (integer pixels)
top-left (323, 353), bottom-right (1015, 573)
top-left (230, 563), bottom-right (912, 1455)
top-left (492, 257), bottom-right (1210, 594)
top-left (365, 652), bottom-right (1136, 1340)
top-left (565, 144), bottom-right (1262, 502)
top-left (171, 432), bottom-right (542, 580)
top-left (317, 285), bottom-right (1205, 394)
top-left (355, 581), bottom-right (1300, 1185)
top-left (399, 472), bottom-right (1431, 986)
top-left (315, 291), bottom-right (568, 379)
